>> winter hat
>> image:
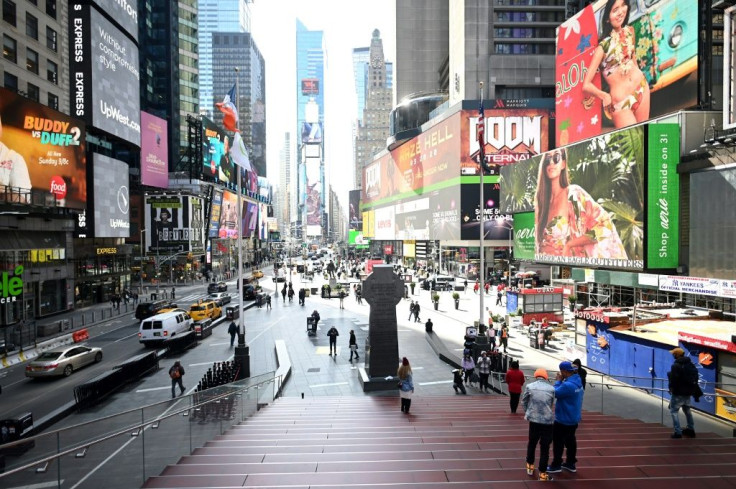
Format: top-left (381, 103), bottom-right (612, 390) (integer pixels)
top-left (402, 357), bottom-right (409, 366)
top-left (533, 368), bottom-right (548, 380)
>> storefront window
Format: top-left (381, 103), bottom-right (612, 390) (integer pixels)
top-left (39, 279), bottom-right (65, 316)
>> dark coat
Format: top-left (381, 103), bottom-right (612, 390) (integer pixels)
top-left (668, 356), bottom-right (699, 396)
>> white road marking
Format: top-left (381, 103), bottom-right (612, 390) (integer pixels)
top-left (188, 361), bottom-right (216, 367)
top-left (135, 386), bottom-right (171, 393)
top-left (6, 481), bottom-right (65, 489)
top-left (209, 342), bottom-right (230, 347)
top-left (114, 332), bottom-right (139, 343)
top-left (418, 380), bottom-right (453, 386)
top-left (309, 381), bottom-right (349, 388)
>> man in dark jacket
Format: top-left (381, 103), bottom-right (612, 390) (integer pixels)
top-left (547, 361), bottom-right (584, 474)
top-left (327, 325), bottom-right (339, 356)
top-left (169, 361), bottom-right (185, 398)
top-left (667, 347), bottom-right (697, 438)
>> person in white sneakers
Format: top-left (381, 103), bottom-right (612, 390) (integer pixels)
top-left (522, 368), bottom-right (555, 481)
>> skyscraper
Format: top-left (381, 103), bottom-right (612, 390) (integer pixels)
top-left (352, 47), bottom-right (370, 125)
top-left (197, 0), bottom-right (252, 117)
top-left (354, 30), bottom-right (392, 190)
top-left (278, 132), bottom-right (292, 238)
top-left (211, 31), bottom-right (267, 177)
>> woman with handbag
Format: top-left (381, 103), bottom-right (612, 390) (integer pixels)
top-left (461, 353), bottom-right (476, 387)
top-left (397, 357), bottom-right (414, 413)
top-left (505, 360), bottom-right (526, 413)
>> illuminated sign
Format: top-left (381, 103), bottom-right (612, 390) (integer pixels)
top-left (96, 247), bottom-right (118, 255)
top-left (301, 78), bottom-right (319, 95)
top-left (0, 266), bottom-right (23, 304)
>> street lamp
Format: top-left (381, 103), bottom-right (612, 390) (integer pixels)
top-left (139, 228), bottom-right (146, 296)
top-left (498, 218), bottom-right (514, 289)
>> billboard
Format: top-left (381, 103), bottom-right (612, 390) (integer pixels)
top-left (430, 186), bottom-right (461, 241)
top-left (301, 122), bottom-right (322, 144)
top-left (301, 78), bottom-right (320, 95)
top-left (0, 87), bottom-right (87, 209)
top-left (349, 189), bottom-right (362, 230)
top-left (92, 154), bottom-right (129, 237)
top-left (348, 229), bottom-right (370, 248)
top-left (555, 0), bottom-right (698, 146)
top-left (646, 123), bottom-right (679, 269)
top-left (362, 112), bottom-right (462, 205)
top-left (512, 212), bottom-right (536, 260)
top-left (90, 0), bottom-right (139, 42)
top-left (244, 202), bottom-right (258, 238)
top-left (459, 182), bottom-right (510, 240)
top-left (69, 4), bottom-right (141, 146)
top-left (145, 195), bottom-right (205, 253)
top-left (395, 196), bottom-right (432, 240)
top-left (305, 158), bottom-right (322, 237)
top-left (463, 102), bottom-right (553, 176)
top-left (500, 125), bottom-right (645, 270)
top-left (362, 209), bottom-right (374, 238)
top-left (374, 205), bottom-right (395, 240)
top-left (208, 189), bottom-right (223, 238)
top-left (202, 117), bottom-right (234, 185)
top-left (218, 190), bottom-right (238, 239)
top-left (725, 6), bottom-right (736, 130)
top-left (140, 112), bottom-right (168, 188)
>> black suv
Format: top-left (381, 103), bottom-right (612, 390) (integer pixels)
top-left (207, 282), bottom-right (227, 294)
top-left (135, 300), bottom-right (174, 321)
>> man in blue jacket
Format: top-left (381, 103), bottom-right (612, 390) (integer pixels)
top-left (547, 361), bottom-right (584, 474)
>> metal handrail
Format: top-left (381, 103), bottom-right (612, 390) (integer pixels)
top-left (0, 373), bottom-right (282, 481)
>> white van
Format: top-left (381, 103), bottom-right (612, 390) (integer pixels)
top-left (138, 311), bottom-right (192, 346)
top-left (433, 275), bottom-right (456, 291)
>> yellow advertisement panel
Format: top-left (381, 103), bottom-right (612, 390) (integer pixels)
top-left (362, 210), bottom-right (375, 238)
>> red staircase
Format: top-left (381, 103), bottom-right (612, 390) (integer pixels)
top-left (143, 396), bottom-right (736, 488)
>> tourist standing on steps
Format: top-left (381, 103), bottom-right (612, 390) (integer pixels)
top-left (667, 347), bottom-right (699, 439)
top-left (452, 369), bottom-right (467, 395)
top-left (397, 357), bottom-right (414, 413)
top-left (461, 353), bottom-right (476, 387)
top-left (505, 360), bottom-right (526, 413)
top-left (547, 361), bottom-right (584, 474)
top-left (476, 351), bottom-right (492, 392)
top-left (523, 368), bottom-right (555, 482)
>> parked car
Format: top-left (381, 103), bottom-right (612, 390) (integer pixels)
top-left (189, 300), bottom-right (222, 321)
top-left (208, 292), bottom-right (232, 306)
top-left (135, 300), bottom-right (174, 321)
top-left (207, 282), bottom-right (227, 294)
top-left (25, 345), bottom-right (103, 378)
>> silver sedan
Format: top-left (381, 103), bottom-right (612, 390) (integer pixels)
top-left (25, 345), bottom-right (103, 378)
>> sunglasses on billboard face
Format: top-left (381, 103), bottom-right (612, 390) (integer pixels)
top-left (545, 152), bottom-right (564, 166)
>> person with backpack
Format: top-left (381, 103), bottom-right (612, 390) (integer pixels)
top-left (667, 347), bottom-right (698, 439)
top-left (169, 361), bottom-right (185, 398)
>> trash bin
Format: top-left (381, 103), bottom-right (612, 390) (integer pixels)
top-left (0, 413), bottom-right (35, 455)
top-left (151, 293), bottom-right (157, 301)
top-left (225, 305), bottom-right (239, 320)
top-left (306, 317), bottom-right (317, 335)
top-left (529, 328), bottom-right (541, 349)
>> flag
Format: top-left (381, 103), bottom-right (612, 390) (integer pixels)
top-left (216, 84), bottom-right (238, 131)
top-left (476, 97), bottom-right (486, 168)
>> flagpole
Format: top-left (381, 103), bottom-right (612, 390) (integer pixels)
top-left (478, 82), bottom-right (486, 335)
top-left (234, 67), bottom-right (248, 376)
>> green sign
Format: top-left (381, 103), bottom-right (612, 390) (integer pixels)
top-left (348, 229), bottom-right (369, 248)
top-left (512, 212), bottom-right (535, 260)
top-left (647, 124), bottom-right (679, 269)
top-left (0, 265), bottom-right (24, 304)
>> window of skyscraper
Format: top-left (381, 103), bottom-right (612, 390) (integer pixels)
top-left (26, 12), bottom-right (38, 39)
top-left (26, 48), bottom-right (38, 74)
top-left (47, 92), bottom-right (58, 110)
top-left (47, 59), bottom-right (57, 84)
top-left (45, 0), bottom-right (56, 19)
top-left (46, 26), bottom-right (57, 51)
top-left (3, 71), bottom-right (17, 91)
top-left (3, 0), bottom-right (16, 26)
top-left (3, 34), bottom-right (16, 63)
top-left (27, 82), bottom-right (39, 101)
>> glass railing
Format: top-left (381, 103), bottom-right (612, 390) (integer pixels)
top-left (488, 371), bottom-right (736, 436)
top-left (0, 371), bottom-right (281, 489)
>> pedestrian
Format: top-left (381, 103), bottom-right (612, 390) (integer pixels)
top-left (500, 325), bottom-right (510, 353)
top-left (504, 360), bottom-right (526, 413)
top-left (133, 292), bottom-right (139, 304)
top-left (288, 288), bottom-right (294, 302)
top-left (171, 287), bottom-right (176, 300)
top-left (327, 325), bottom-right (339, 355)
top-left (298, 288), bottom-right (306, 306)
top-left (452, 368), bottom-right (467, 395)
top-left (169, 361), bottom-right (185, 398)
top-left (413, 302), bottom-right (421, 322)
top-left (424, 317), bottom-right (433, 333)
top-left (496, 288), bottom-right (503, 306)
top-left (397, 357), bottom-right (414, 413)
top-left (485, 282), bottom-right (490, 295)
top-left (408, 301), bottom-right (415, 321)
top-left (547, 361), bottom-right (584, 474)
top-left (463, 279), bottom-right (468, 292)
top-left (461, 353), bottom-right (476, 387)
top-left (476, 350), bottom-right (492, 392)
top-left (326, 284), bottom-right (331, 298)
top-left (311, 310), bottom-right (320, 330)
top-left (523, 368), bottom-right (555, 482)
top-left (266, 294), bottom-right (272, 310)
top-left (281, 285), bottom-right (287, 302)
top-left (667, 347), bottom-right (700, 439)
top-left (357, 288), bottom-right (363, 304)
top-left (474, 280), bottom-right (479, 294)
top-left (338, 290), bottom-right (345, 309)
top-left (571, 359), bottom-right (587, 390)
top-left (349, 329), bottom-right (359, 361)
top-left (228, 321), bottom-right (238, 347)
top-left (486, 324), bottom-right (497, 351)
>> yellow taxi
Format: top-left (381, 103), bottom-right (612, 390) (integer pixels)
top-left (252, 269), bottom-right (264, 279)
top-left (189, 300), bottom-right (222, 321)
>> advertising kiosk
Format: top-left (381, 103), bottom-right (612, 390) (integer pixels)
top-left (506, 287), bottom-right (564, 326)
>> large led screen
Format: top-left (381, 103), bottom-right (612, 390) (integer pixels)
top-left (349, 189), bottom-right (362, 230)
top-left (500, 126), bottom-right (645, 270)
top-left (460, 183), bottom-right (511, 241)
top-left (70, 3), bottom-right (141, 146)
top-left (646, 123), bottom-right (679, 269)
top-left (301, 122), bottom-right (322, 144)
top-left (140, 112), bottom-right (168, 188)
top-left (0, 87), bottom-right (86, 209)
top-left (208, 189), bottom-right (223, 238)
top-left (91, 0), bottom-right (138, 42)
top-left (145, 195), bottom-right (204, 253)
top-left (218, 190), bottom-right (238, 239)
top-left (555, 0), bottom-right (698, 146)
top-left (202, 117), bottom-right (234, 185)
top-left (92, 154), bottom-right (129, 237)
top-left (305, 158), bottom-right (322, 237)
top-left (462, 103), bottom-right (552, 176)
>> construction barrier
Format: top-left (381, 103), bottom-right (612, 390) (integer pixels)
top-left (72, 329), bottom-right (89, 343)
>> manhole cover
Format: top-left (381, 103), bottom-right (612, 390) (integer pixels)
top-left (307, 368), bottom-right (320, 373)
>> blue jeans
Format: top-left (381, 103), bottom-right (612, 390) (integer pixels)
top-left (669, 394), bottom-right (694, 434)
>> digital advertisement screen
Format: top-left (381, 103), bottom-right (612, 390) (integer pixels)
top-left (462, 102), bottom-right (553, 176)
top-left (92, 154), bottom-right (129, 238)
top-left (208, 189), bottom-right (223, 238)
top-left (646, 123), bottom-right (679, 269)
top-left (90, 0), bottom-right (138, 42)
top-left (394, 195), bottom-right (432, 240)
top-left (0, 87), bottom-right (87, 209)
top-left (500, 125), bottom-right (645, 270)
top-left (69, 3), bottom-right (141, 146)
top-left (202, 117), bottom-right (234, 185)
top-left (145, 195), bottom-right (204, 253)
top-left (301, 78), bottom-right (320, 95)
top-left (459, 183), bottom-right (510, 241)
top-left (140, 112), bottom-right (168, 188)
top-left (305, 158), bottom-right (322, 237)
top-left (555, 0), bottom-right (698, 146)
top-left (301, 122), bottom-right (322, 144)
top-left (373, 205), bottom-right (395, 240)
top-left (243, 202), bottom-right (258, 238)
top-left (348, 229), bottom-right (370, 248)
top-left (218, 190), bottom-right (238, 239)
top-left (430, 186), bottom-right (461, 241)
top-left (349, 189), bottom-right (362, 230)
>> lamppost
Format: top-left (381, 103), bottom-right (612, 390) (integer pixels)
top-left (139, 228), bottom-right (146, 296)
top-left (498, 218), bottom-right (514, 289)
